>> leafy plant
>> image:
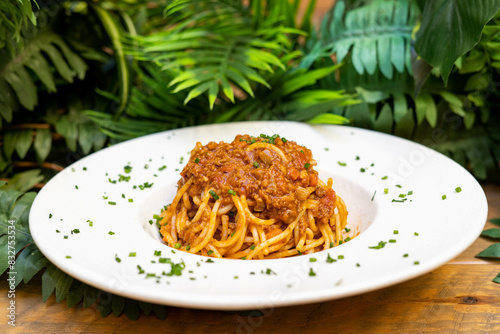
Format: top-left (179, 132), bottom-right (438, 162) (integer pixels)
top-left (476, 218), bottom-right (500, 284)
top-left (0, 182), bottom-right (169, 319)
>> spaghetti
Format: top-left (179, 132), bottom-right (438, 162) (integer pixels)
top-left (158, 134), bottom-right (348, 259)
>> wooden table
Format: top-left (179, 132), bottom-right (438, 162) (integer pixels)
top-left (2, 183), bottom-right (499, 333)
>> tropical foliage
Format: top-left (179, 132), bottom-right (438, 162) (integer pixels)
top-left (1, 0), bottom-right (500, 320)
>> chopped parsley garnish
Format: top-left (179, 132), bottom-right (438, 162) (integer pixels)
top-left (250, 245), bottom-right (256, 250)
top-left (118, 174), bottom-right (130, 182)
top-left (108, 231), bottom-right (115, 235)
top-left (209, 190), bottom-right (219, 200)
top-left (154, 250), bottom-right (161, 256)
top-left (138, 182), bottom-right (154, 190)
top-left (399, 194), bottom-right (406, 198)
top-left (137, 265), bottom-right (145, 274)
top-left (304, 163), bottom-right (311, 169)
top-left (207, 250), bottom-right (214, 255)
top-left (228, 189), bottom-right (236, 196)
top-left (115, 255), bottom-right (121, 263)
top-left (124, 165), bottom-right (132, 173)
top-left (338, 161), bottom-right (347, 166)
top-left (326, 253), bottom-right (336, 263)
top-left (308, 268), bottom-right (316, 277)
top-left (49, 213), bottom-right (53, 218)
top-left (344, 227), bottom-right (351, 233)
top-left (253, 162), bottom-right (260, 168)
top-left (195, 157), bottom-right (200, 163)
top-left (159, 258), bottom-right (170, 264)
top-left (205, 259), bottom-right (214, 263)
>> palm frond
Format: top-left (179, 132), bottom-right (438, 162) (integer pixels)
top-left (0, 29), bottom-right (87, 116)
top-left (129, 0), bottom-right (309, 109)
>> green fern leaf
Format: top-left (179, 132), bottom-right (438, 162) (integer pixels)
top-left (321, 0), bottom-right (418, 80)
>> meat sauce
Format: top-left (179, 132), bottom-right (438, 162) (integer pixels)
top-left (180, 134), bottom-right (336, 224)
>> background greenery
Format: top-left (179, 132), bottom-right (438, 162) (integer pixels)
top-left (1, 0), bottom-right (500, 320)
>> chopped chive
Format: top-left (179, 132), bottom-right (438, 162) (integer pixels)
top-left (115, 256), bottom-right (121, 263)
top-left (108, 231), bottom-right (115, 235)
top-left (308, 268), bottom-right (316, 277)
top-left (338, 161), bottom-right (347, 166)
top-left (228, 189), bottom-right (236, 196)
top-left (399, 194), bottom-right (406, 198)
top-left (159, 165), bottom-right (167, 171)
top-left (250, 244), bottom-right (256, 250)
top-left (403, 253), bottom-right (409, 257)
top-left (194, 157), bottom-right (200, 163)
top-left (253, 162), bottom-right (259, 168)
top-left (355, 156), bottom-right (360, 160)
top-left (395, 184), bottom-right (402, 188)
top-left (455, 187), bottom-right (462, 193)
top-left (369, 241), bottom-right (387, 249)
top-left (129, 252), bottom-right (136, 257)
top-left (309, 258), bottom-right (317, 262)
top-left (408, 190), bottom-right (413, 195)
top-left (360, 168), bottom-right (366, 173)
top-left (209, 190), bottom-right (219, 200)
top-left (414, 261), bottom-right (420, 265)
top-left (207, 250), bottom-right (214, 255)
top-left (240, 257), bottom-right (246, 260)
top-left (186, 245), bottom-right (191, 251)
top-left (205, 259), bottom-right (214, 263)
top-left (326, 253), bottom-right (336, 263)
top-left (124, 165), bottom-right (132, 173)
top-left (393, 230), bottom-right (399, 234)
top-left (344, 227), bottom-right (351, 233)
top-left (174, 243), bottom-right (181, 249)
top-left (345, 237), bottom-right (351, 242)
top-left (49, 213), bottom-right (53, 218)
top-left (304, 163), bottom-right (311, 169)
top-left (128, 198), bottom-right (133, 202)
top-left (414, 232), bottom-right (419, 236)
top-left (384, 188), bottom-right (389, 194)
top-left (388, 239), bottom-right (396, 243)
top-left (371, 190), bottom-right (377, 201)
top-left (338, 255), bottom-right (344, 260)
top-left (75, 185), bottom-right (79, 189)
top-left (56, 230), bottom-right (60, 233)
top-left (63, 235), bottom-right (68, 239)
top-left (108, 201), bottom-right (116, 205)
top-left (154, 250), bottom-right (161, 256)
top-left (356, 263), bottom-right (361, 267)
top-left (381, 176), bottom-right (388, 180)
top-left (329, 241), bottom-right (334, 248)
top-left (66, 255), bottom-right (71, 259)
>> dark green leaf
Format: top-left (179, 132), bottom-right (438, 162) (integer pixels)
top-left (15, 129), bottom-right (33, 159)
top-left (4, 66), bottom-right (37, 110)
top-left (42, 264), bottom-right (64, 302)
top-left (152, 304), bottom-right (168, 320)
top-left (112, 295), bottom-right (126, 317)
top-left (481, 228), bottom-right (500, 239)
top-left (374, 103), bottom-right (393, 133)
top-left (415, 0), bottom-right (500, 85)
top-left (67, 281), bottom-right (86, 308)
top-left (139, 301), bottom-right (153, 315)
top-left (124, 298), bottom-right (140, 321)
top-left (493, 273), bottom-right (500, 284)
top-left (475, 243), bottom-right (500, 258)
top-left (34, 129), bottom-right (52, 162)
top-left (490, 218), bottom-right (500, 226)
top-left (83, 286), bottom-right (99, 309)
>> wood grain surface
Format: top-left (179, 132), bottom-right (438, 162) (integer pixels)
top-left (1, 183), bottom-right (499, 334)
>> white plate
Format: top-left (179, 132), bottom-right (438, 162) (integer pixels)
top-left (29, 121), bottom-right (487, 310)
